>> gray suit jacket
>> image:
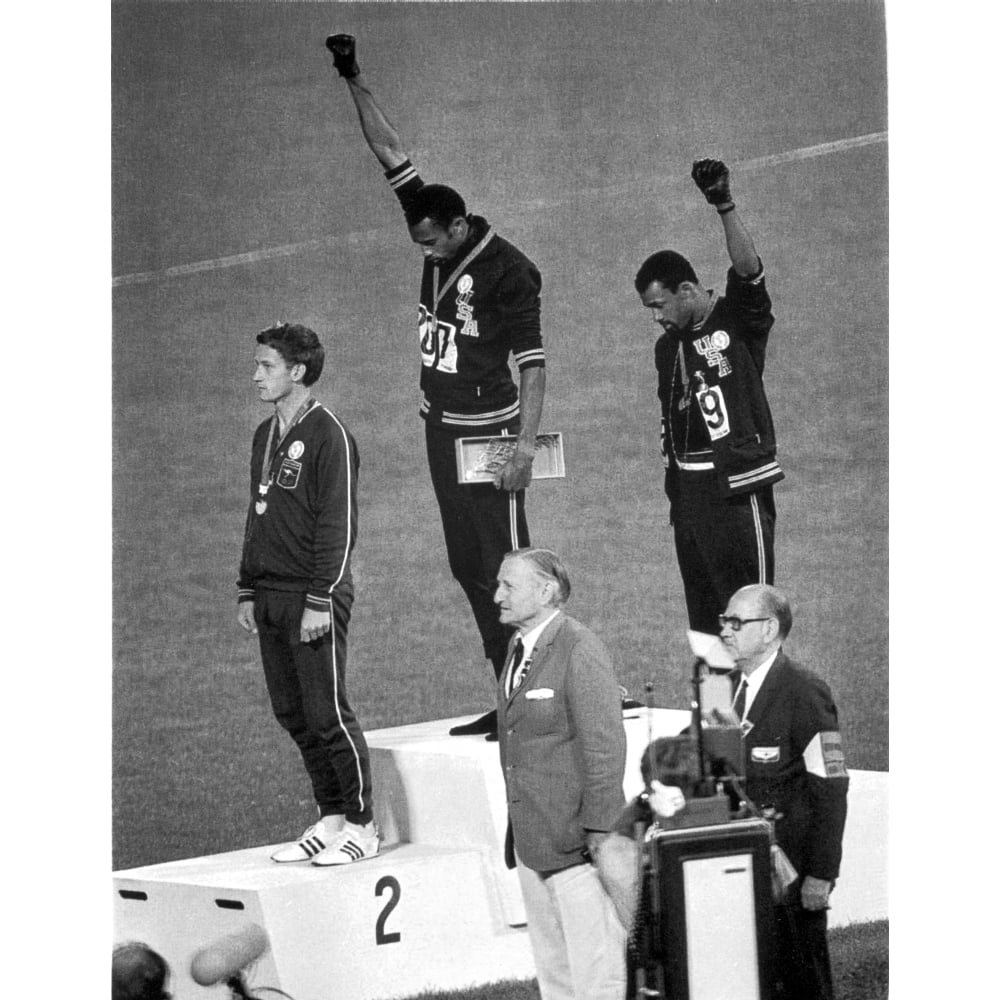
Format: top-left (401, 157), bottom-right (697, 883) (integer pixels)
top-left (497, 611), bottom-right (626, 873)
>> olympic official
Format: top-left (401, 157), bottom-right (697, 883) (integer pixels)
top-left (635, 159), bottom-right (783, 635)
top-left (495, 548), bottom-right (627, 1000)
top-left (237, 323), bottom-right (379, 866)
top-left (722, 584), bottom-right (849, 1000)
top-left (327, 34), bottom-right (546, 740)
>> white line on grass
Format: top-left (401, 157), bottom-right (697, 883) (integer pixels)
top-left (112, 131), bottom-right (887, 289)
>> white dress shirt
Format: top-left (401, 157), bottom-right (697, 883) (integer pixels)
top-left (735, 648), bottom-right (779, 720)
top-left (506, 609), bottom-right (561, 696)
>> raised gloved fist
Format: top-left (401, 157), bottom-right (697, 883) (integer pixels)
top-left (326, 33), bottom-right (359, 79)
top-left (691, 158), bottom-right (733, 208)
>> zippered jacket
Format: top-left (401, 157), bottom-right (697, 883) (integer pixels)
top-left (656, 265), bottom-right (784, 499)
top-left (386, 159), bottom-right (545, 430)
top-left (238, 402), bottom-right (358, 612)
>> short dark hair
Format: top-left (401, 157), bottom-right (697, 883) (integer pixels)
top-left (507, 547), bottom-right (572, 605)
top-left (639, 736), bottom-right (700, 795)
top-left (112, 942), bottom-right (169, 1000)
top-left (404, 184), bottom-right (468, 230)
top-left (634, 250), bottom-right (699, 294)
top-left (256, 322), bottom-right (325, 387)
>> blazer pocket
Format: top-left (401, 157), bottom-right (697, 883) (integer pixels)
top-left (525, 696), bottom-right (560, 734)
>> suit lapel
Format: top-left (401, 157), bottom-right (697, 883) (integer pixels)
top-left (745, 650), bottom-right (787, 725)
top-left (505, 612), bottom-right (563, 705)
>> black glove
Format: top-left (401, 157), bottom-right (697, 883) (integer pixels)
top-left (691, 158), bottom-right (734, 209)
top-left (326, 34), bottom-right (359, 79)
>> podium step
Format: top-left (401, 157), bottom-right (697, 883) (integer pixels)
top-left (114, 710), bottom-right (887, 999)
top-left (115, 841), bottom-right (533, 1000)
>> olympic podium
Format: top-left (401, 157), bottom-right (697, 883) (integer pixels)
top-left (113, 709), bottom-right (888, 1000)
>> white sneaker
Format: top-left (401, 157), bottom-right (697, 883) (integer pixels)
top-left (270, 820), bottom-right (341, 863)
top-left (311, 824), bottom-right (380, 867)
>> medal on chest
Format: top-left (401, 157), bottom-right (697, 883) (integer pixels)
top-left (256, 483), bottom-right (269, 516)
top-left (255, 398), bottom-right (313, 516)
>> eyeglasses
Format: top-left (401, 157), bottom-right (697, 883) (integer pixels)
top-left (718, 615), bottom-right (772, 632)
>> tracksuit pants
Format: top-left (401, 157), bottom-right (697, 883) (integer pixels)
top-left (253, 585), bottom-right (373, 825)
top-left (671, 484), bottom-right (776, 635)
top-left (425, 422), bottom-right (530, 678)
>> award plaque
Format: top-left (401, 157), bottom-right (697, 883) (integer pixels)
top-left (455, 432), bottom-right (565, 484)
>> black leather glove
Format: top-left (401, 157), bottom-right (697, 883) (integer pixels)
top-left (691, 158), bottom-right (734, 209)
top-left (326, 34), bottom-right (359, 79)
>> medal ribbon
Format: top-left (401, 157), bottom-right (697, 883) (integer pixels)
top-left (257, 397), bottom-right (315, 502)
top-left (430, 226), bottom-right (495, 327)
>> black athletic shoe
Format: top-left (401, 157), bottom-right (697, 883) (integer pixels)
top-left (449, 710), bottom-right (498, 737)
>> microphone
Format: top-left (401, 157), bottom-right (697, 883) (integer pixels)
top-left (190, 923), bottom-right (269, 986)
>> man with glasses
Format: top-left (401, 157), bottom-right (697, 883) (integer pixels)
top-left (720, 584), bottom-right (849, 1000)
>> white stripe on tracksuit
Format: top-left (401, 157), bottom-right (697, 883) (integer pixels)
top-left (321, 407), bottom-right (367, 816)
top-left (750, 493), bottom-right (767, 583)
top-left (326, 592), bottom-right (367, 816)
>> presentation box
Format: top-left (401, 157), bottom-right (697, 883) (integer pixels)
top-left (456, 432), bottom-right (565, 484)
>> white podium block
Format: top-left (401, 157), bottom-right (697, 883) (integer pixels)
top-left (827, 768), bottom-right (889, 929)
top-left (115, 842), bottom-right (534, 1000)
top-left (114, 710), bottom-right (887, 999)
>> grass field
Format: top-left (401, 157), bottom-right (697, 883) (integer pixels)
top-left (399, 920), bottom-right (888, 1000)
top-left (111, 1), bottom-right (888, 994)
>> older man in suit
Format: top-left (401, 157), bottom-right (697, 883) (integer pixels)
top-left (495, 547), bottom-right (627, 1000)
top-left (721, 583), bottom-right (849, 1000)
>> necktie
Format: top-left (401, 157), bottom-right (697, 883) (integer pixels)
top-left (732, 675), bottom-right (748, 721)
top-left (507, 638), bottom-right (527, 696)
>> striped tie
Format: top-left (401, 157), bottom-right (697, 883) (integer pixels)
top-left (732, 675), bottom-right (748, 721)
top-left (507, 638), bottom-right (527, 697)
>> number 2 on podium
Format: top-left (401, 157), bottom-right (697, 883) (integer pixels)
top-left (375, 875), bottom-right (401, 945)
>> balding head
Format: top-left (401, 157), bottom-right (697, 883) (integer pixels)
top-left (732, 584), bottom-right (792, 638)
top-left (720, 584), bottom-right (791, 674)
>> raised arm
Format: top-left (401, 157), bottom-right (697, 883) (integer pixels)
top-left (691, 158), bottom-right (761, 278)
top-left (327, 34), bottom-right (409, 171)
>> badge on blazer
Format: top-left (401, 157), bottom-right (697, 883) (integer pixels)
top-left (288, 440), bottom-right (304, 460)
top-left (277, 458), bottom-right (302, 489)
top-left (751, 746), bottom-right (780, 763)
top-left (711, 330), bottom-right (731, 351)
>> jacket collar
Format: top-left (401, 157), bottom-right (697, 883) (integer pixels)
top-left (502, 611), bottom-right (565, 701)
top-left (745, 648), bottom-right (788, 724)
